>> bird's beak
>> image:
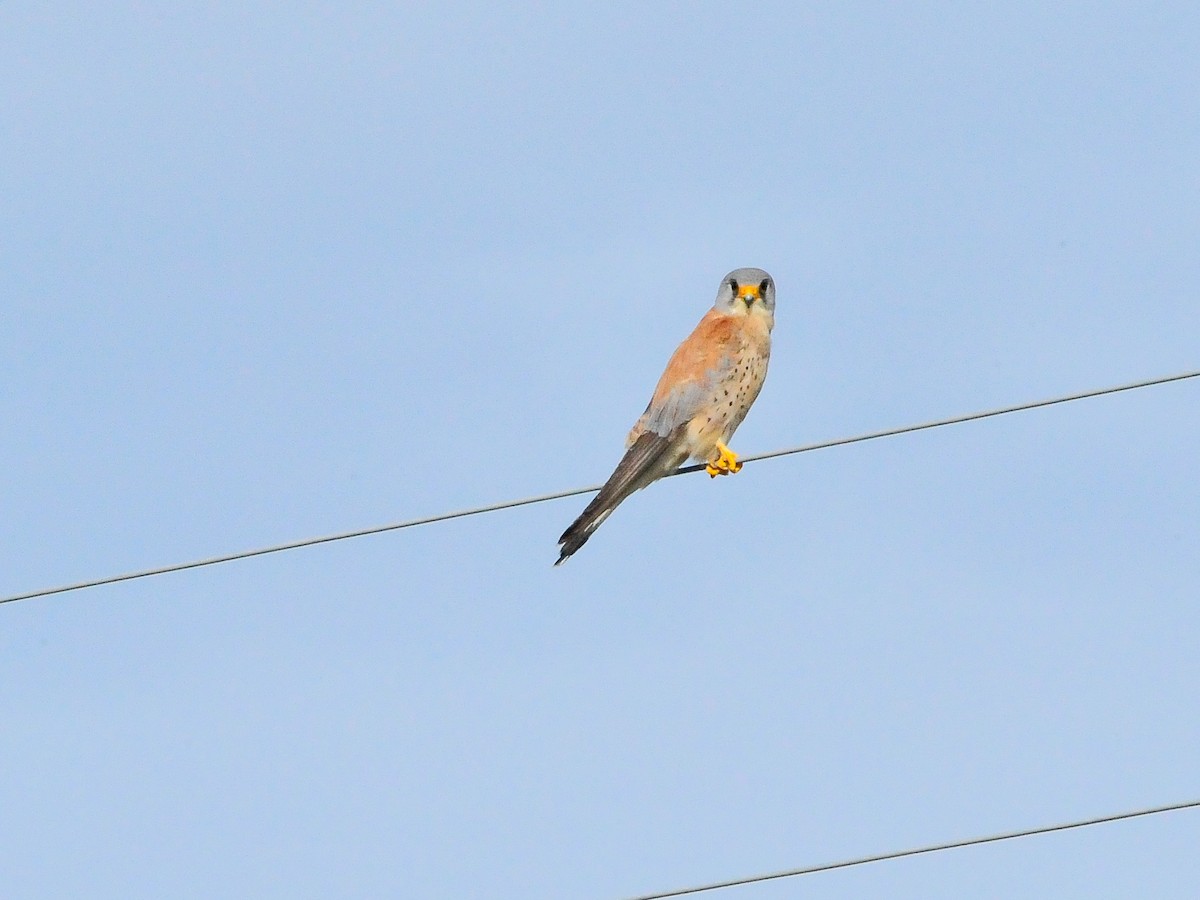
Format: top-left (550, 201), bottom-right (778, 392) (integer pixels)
top-left (737, 284), bottom-right (762, 305)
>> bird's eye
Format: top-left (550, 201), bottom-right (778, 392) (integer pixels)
top-left (759, 278), bottom-right (770, 293)
top-left (728, 279), bottom-right (738, 292)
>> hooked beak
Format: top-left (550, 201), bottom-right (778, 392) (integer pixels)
top-left (736, 284), bottom-right (762, 305)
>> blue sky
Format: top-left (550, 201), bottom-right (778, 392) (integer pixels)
top-left (3, 3), bottom-right (1198, 897)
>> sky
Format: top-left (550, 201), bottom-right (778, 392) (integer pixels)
top-left (2, 3), bottom-right (1198, 898)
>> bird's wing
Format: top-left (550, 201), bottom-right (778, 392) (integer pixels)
top-left (631, 311), bottom-right (741, 442)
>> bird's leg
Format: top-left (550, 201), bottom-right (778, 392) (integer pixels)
top-left (705, 442), bottom-right (743, 477)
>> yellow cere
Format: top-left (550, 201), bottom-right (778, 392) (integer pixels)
top-left (736, 284), bottom-right (762, 300)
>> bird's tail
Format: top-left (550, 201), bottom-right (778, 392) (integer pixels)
top-left (556, 431), bottom-right (680, 565)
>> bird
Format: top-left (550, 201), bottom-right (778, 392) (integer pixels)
top-left (556, 267), bottom-right (775, 564)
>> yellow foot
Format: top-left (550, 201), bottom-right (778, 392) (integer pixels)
top-left (705, 442), bottom-right (743, 478)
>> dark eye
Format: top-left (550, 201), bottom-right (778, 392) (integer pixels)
top-left (728, 278), bottom-right (738, 292)
top-left (759, 278), bottom-right (770, 293)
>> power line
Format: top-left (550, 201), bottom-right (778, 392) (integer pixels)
top-left (625, 798), bottom-right (1200, 899)
top-left (2, 369), bottom-right (1196, 606)
top-left (678, 368), bottom-right (1199, 473)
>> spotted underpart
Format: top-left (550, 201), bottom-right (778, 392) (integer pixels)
top-left (556, 267), bottom-right (776, 564)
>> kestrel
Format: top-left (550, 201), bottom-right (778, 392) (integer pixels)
top-left (556, 267), bottom-right (775, 564)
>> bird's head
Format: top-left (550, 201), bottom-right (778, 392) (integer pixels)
top-left (714, 268), bottom-right (776, 321)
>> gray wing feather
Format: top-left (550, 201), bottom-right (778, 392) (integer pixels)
top-left (636, 354), bottom-right (732, 438)
top-left (640, 381), bottom-right (709, 437)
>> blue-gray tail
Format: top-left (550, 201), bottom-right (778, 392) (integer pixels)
top-left (555, 431), bottom-right (676, 565)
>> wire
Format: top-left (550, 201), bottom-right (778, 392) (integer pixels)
top-left (678, 369), bottom-right (1200, 474)
top-left (625, 797), bottom-right (1200, 899)
top-left (2, 369), bottom-right (1196, 606)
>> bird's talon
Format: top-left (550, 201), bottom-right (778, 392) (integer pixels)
top-left (706, 443), bottom-right (741, 477)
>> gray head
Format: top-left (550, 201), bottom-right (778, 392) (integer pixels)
top-left (713, 267), bottom-right (776, 316)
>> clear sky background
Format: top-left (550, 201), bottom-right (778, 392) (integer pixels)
top-left (3, 4), bottom-right (1198, 898)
